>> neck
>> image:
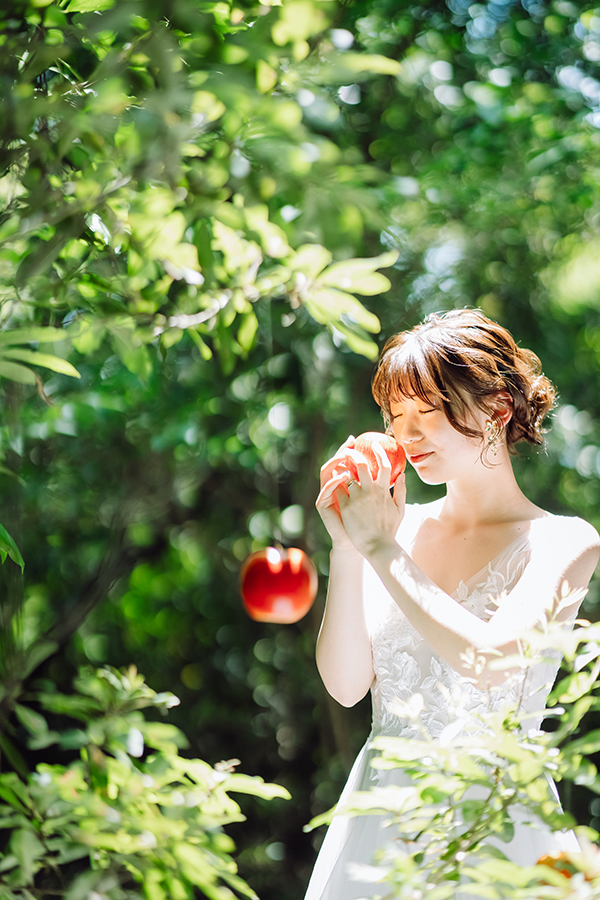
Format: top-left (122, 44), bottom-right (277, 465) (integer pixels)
top-left (440, 451), bottom-right (533, 530)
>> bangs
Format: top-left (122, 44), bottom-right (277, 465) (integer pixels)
top-left (373, 337), bottom-right (450, 418)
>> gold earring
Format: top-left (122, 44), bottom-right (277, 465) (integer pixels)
top-left (485, 419), bottom-right (501, 456)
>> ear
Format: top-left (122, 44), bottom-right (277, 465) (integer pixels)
top-left (490, 391), bottom-right (513, 427)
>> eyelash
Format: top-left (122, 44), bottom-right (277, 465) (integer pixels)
top-left (390, 407), bottom-right (438, 420)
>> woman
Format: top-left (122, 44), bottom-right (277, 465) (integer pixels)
top-left (306, 309), bottom-right (600, 900)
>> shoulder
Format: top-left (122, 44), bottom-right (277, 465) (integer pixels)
top-left (399, 498), bottom-right (443, 545)
top-left (405, 498), bottom-right (444, 519)
top-left (531, 513), bottom-right (600, 559)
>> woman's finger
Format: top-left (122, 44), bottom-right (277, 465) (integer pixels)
top-left (371, 442), bottom-right (392, 488)
top-left (392, 472), bottom-right (406, 508)
top-left (347, 455), bottom-right (372, 484)
top-left (316, 472), bottom-right (351, 508)
top-left (319, 437), bottom-right (356, 487)
top-left (320, 437), bottom-right (356, 473)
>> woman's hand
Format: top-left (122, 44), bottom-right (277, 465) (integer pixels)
top-left (317, 440), bottom-right (405, 554)
top-left (336, 443), bottom-right (406, 557)
top-left (316, 437), bottom-right (358, 549)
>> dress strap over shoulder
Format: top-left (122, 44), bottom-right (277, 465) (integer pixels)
top-left (396, 499), bottom-right (443, 549)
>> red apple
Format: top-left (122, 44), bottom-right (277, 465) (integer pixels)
top-left (240, 547), bottom-right (318, 624)
top-left (351, 432), bottom-right (406, 485)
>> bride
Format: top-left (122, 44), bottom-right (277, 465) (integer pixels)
top-left (306, 309), bottom-right (600, 900)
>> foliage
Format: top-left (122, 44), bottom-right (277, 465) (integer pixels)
top-left (0, 665), bottom-right (290, 900)
top-left (0, 0), bottom-right (397, 374)
top-left (0, 1), bottom-right (405, 889)
top-left (307, 609), bottom-right (600, 899)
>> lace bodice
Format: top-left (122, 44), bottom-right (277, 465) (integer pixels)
top-left (366, 509), bottom-right (565, 755)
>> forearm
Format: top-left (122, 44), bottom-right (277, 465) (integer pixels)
top-left (316, 546), bottom-right (375, 707)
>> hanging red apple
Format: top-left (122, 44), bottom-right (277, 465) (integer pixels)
top-left (240, 547), bottom-right (318, 624)
top-left (350, 432), bottom-right (406, 485)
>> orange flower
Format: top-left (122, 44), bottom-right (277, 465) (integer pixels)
top-left (536, 852), bottom-right (575, 880)
top-left (537, 850), bottom-right (597, 884)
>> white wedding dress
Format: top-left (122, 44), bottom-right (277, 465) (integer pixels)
top-left (304, 504), bottom-right (582, 900)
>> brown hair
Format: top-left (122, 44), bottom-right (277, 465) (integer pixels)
top-left (371, 309), bottom-right (556, 454)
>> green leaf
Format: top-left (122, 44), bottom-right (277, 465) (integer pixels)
top-left (0, 361), bottom-right (36, 385)
top-left (21, 640), bottom-right (59, 678)
top-left (257, 60), bottom-right (278, 93)
top-left (0, 523), bottom-right (24, 570)
top-left (226, 773), bottom-right (291, 800)
top-left (459, 799), bottom-right (486, 822)
top-left (237, 312), bottom-right (258, 353)
top-left (172, 843), bottom-right (214, 890)
top-left (0, 854), bottom-right (19, 874)
top-left (453, 886), bottom-right (501, 898)
top-left (65, 0), bottom-right (115, 10)
top-left (0, 465), bottom-right (26, 484)
top-left (563, 728), bottom-right (600, 756)
top-left (343, 53), bottom-right (401, 75)
top-left (9, 829), bottom-right (44, 885)
top-left (64, 869), bottom-right (105, 900)
top-left (318, 251), bottom-right (397, 295)
top-left (549, 670), bottom-right (596, 704)
top-left (71, 319), bottom-right (107, 355)
top-left (291, 244), bottom-right (332, 277)
top-left (313, 51), bottom-right (402, 83)
top-left (321, 270), bottom-right (391, 296)
top-left (140, 722), bottom-right (189, 750)
top-left (188, 329), bottom-right (213, 360)
top-left (142, 870), bottom-right (167, 900)
top-left (0, 739), bottom-right (29, 782)
top-left (36, 691), bottom-right (101, 722)
top-left (334, 321), bottom-right (379, 359)
top-left (0, 328), bottom-right (67, 345)
top-left (110, 330), bottom-right (153, 382)
top-left (0, 349), bottom-right (80, 379)
top-left (302, 288), bottom-right (380, 333)
top-left (14, 705), bottom-right (48, 737)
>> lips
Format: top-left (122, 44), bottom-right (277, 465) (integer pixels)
top-left (408, 452), bottom-right (433, 464)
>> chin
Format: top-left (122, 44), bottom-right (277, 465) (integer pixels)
top-left (417, 474), bottom-right (447, 486)
top-left (413, 468), bottom-right (446, 486)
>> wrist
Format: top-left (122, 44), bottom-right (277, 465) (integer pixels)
top-left (361, 536), bottom-right (401, 565)
top-left (330, 542), bottom-right (360, 555)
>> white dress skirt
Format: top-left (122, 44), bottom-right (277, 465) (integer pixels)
top-left (304, 506), bottom-right (581, 900)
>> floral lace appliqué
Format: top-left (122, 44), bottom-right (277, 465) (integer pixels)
top-left (369, 537), bottom-right (533, 762)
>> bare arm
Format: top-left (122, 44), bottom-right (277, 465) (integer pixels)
top-left (315, 547), bottom-right (374, 707)
top-left (314, 442), bottom-right (378, 706)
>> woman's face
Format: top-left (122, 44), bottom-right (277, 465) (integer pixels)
top-left (388, 394), bottom-right (489, 485)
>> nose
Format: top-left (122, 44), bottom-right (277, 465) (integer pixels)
top-left (393, 411), bottom-right (423, 445)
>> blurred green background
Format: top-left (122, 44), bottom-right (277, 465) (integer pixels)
top-left (2, 0), bottom-right (600, 897)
